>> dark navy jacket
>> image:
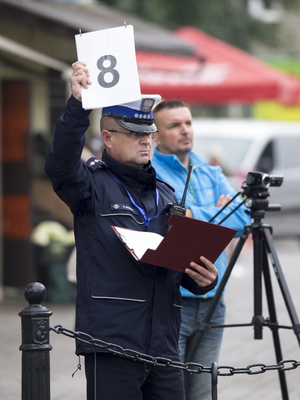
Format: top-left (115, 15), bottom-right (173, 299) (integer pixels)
top-left (44, 95), bottom-right (217, 360)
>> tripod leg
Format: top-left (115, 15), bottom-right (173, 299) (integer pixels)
top-left (262, 246), bottom-right (289, 400)
top-left (185, 225), bottom-right (250, 362)
top-left (252, 225), bottom-right (264, 339)
top-left (263, 228), bottom-right (300, 345)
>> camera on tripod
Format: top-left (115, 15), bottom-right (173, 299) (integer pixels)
top-left (242, 171), bottom-right (283, 211)
top-left (245, 171), bottom-right (283, 190)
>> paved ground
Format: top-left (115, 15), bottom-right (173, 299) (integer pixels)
top-left (1, 238), bottom-right (300, 399)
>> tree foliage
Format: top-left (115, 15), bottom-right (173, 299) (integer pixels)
top-left (98, 0), bottom-right (299, 51)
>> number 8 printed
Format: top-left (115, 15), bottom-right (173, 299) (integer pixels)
top-left (97, 55), bottom-right (120, 88)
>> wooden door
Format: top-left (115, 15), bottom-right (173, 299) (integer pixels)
top-left (1, 81), bottom-right (34, 287)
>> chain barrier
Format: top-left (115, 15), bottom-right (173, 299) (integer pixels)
top-left (51, 325), bottom-right (300, 377)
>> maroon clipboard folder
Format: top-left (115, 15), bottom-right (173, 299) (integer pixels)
top-left (113, 213), bottom-right (237, 272)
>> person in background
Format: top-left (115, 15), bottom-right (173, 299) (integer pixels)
top-left (152, 99), bottom-right (251, 400)
top-left (45, 63), bottom-right (219, 400)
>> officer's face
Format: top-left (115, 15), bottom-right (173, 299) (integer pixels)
top-left (103, 128), bottom-right (152, 168)
top-left (154, 107), bottom-right (193, 157)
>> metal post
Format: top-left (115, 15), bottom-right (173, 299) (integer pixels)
top-left (19, 282), bottom-right (52, 400)
top-left (211, 362), bottom-right (218, 400)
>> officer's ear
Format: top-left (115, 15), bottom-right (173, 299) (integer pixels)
top-left (101, 130), bottom-right (113, 149)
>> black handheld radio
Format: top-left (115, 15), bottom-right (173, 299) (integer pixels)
top-left (167, 165), bottom-right (193, 231)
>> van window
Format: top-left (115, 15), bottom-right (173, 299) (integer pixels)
top-left (278, 137), bottom-right (300, 169)
top-left (255, 141), bottom-right (274, 173)
top-left (192, 136), bottom-right (251, 175)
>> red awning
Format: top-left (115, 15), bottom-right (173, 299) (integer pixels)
top-left (137, 26), bottom-right (300, 105)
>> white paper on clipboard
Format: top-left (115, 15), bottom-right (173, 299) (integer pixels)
top-left (75, 25), bottom-right (141, 110)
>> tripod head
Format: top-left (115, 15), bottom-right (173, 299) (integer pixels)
top-left (241, 171), bottom-right (283, 216)
top-left (210, 171), bottom-right (283, 225)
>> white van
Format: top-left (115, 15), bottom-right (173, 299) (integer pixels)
top-left (191, 119), bottom-right (300, 238)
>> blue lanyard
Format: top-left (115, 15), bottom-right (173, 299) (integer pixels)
top-left (108, 172), bottom-right (160, 228)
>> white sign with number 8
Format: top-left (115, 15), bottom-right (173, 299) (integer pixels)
top-left (75, 25), bottom-right (141, 110)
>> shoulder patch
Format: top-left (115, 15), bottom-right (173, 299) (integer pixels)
top-left (156, 178), bottom-right (175, 192)
top-left (85, 157), bottom-right (107, 171)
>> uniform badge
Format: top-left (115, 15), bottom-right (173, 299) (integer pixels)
top-left (140, 98), bottom-right (155, 113)
top-left (110, 203), bottom-right (137, 214)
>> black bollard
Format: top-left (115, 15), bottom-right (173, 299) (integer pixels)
top-left (19, 282), bottom-right (52, 400)
top-left (211, 362), bottom-right (218, 400)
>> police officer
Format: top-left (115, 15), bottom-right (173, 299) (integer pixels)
top-left (45, 61), bottom-right (218, 400)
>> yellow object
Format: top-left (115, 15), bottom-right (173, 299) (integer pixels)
top-left (253, 101), bottom-right (300, 121)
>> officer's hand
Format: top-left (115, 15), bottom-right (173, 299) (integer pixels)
top-left (185, 256), bottom-right (218, 287)
top-left (70, 61), bottom-right (91, 101)
top-left (215, 194), bottom-right (232, 208)
top-left (185, 209), bottom-right (194, 218)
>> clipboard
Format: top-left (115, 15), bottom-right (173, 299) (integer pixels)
top-left (112, 213), bottom-right (237, 272)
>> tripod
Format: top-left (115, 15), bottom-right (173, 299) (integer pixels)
top-left (186, 207), bottom-right (300, 400)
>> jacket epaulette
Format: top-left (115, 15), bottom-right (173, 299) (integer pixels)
top-left (156, 178), bottom-right (175, 192)
top-left (85, 157), bottom-right (107, 171)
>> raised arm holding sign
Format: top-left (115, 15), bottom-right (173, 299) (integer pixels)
top-left (70, 61), bottom-right (91, 101)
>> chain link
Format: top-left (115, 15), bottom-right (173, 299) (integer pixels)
top-left (51, 325), bottom-right (300, 376)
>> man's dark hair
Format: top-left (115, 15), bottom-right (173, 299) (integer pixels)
top-left (153, 99), bottom-right (189, 114)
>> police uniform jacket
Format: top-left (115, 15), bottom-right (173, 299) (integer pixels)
top-left (44, 96), bottom-right (217, 360)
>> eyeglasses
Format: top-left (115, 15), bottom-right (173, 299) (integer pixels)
top-left (108, 130), bottom-right (157, 140)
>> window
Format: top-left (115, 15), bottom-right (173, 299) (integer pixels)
top-left (278, 137), bottom-right (300, 169)
top-left (256, 141), bottom-right (274, 173)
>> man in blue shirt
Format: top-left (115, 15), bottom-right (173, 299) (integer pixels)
top-left (152, 99), bottom-right (251, 400)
